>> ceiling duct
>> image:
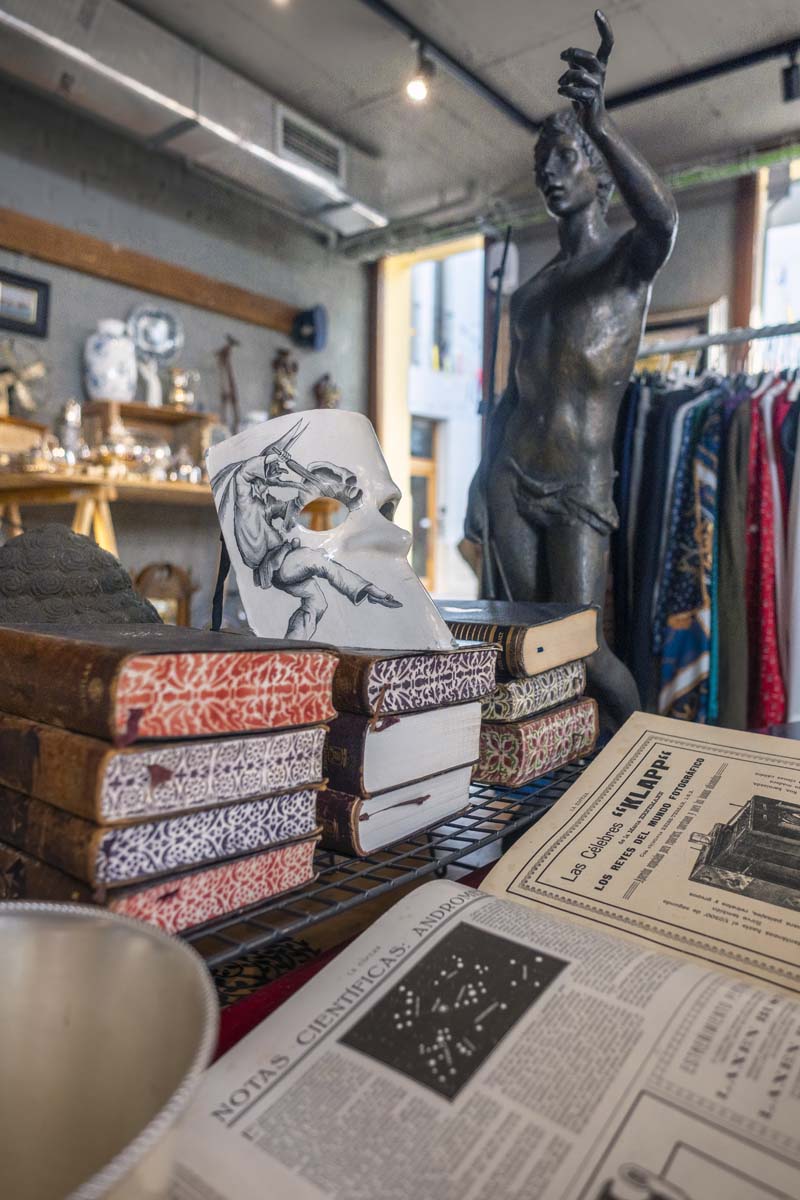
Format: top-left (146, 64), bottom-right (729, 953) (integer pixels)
top-left (0, 0), bottom-right (388, 236)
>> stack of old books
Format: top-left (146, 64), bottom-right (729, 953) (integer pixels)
top-left (437, 600), bottom-right (600, 788)
top-left (0, 624), bottom-right (338, 933)
top-left (317, 642), bottom-right (499, 855)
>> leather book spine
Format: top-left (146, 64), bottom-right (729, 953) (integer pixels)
top-left (0, 628), bottom-right (127, 739)
top-left (317, 790), bottom-right (363, 855)
top-left (0, 714), bottom-right (107, 819)
top-left (0, 786), bottom-right (101, 883)
top-left (0, 842), bottom-right (93, 903)
top-left (323, 714), bottom-right (370, 793)
top-left (445, 621), bottom-right (526, 677)
top-left (331, 654), bottom-right (375, 715)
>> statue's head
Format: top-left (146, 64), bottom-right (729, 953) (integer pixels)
top-left (534, 111), bottom-right (613, 217)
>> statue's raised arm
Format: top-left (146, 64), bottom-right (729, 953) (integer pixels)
top-left (558, 9), bottom-right (677, 279)
top-left (463, 8), bottom-right (678, 731)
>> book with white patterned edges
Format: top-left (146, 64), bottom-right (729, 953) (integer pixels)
top-left (483, 660), bottom-right (587, 723)
top-left (0, 782), bottom-right (321, 887)
top-left (0, 712), bottom-right (326, 823)
top-left (332, 643), bottom-right (498, 716)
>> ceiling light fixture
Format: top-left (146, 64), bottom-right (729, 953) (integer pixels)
top-left (406, 43), bottom-right (435, 103)
top-left (0, 7), bottom-right (388, 229)
top-left (784, 51), bottom-right (800, 102)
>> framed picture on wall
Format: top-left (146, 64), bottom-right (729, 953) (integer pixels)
top-left (0, 269), bottom-right (50, 338)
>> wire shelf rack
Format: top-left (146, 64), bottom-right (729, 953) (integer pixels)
top-left (182, 757), bottom-right (591, 968)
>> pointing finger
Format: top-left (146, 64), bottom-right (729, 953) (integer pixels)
top-left (560, 47), bottom-right (602, 73)
top-left (558, 85), bottom-right (596, 102)
top-left (558, 68), bottom-right (598, 90)
top-left (594, 9), bottom-right (614, 64)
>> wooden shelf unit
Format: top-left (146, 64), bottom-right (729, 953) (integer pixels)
top-left (0, 470), bottom-right (213, 557)
top-left (82, 400), bottom-right (220, 464)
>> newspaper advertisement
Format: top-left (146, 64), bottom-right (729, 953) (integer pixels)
top-left (485, 713), bottom-right (800, 995)
top-left (172, 878), bottom-right (800, 1200)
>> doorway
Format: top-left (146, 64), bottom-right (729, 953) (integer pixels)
top-left (374, 236), bottom-right (484, 598)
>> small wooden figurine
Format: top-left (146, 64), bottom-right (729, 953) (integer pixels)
top-left (313, 373), bottom-right (341, 410)
top-left (271, 348), bottom-right (299, 417)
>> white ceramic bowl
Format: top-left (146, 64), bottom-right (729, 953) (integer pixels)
top-left (0, 902), bottom-right (218, 1200)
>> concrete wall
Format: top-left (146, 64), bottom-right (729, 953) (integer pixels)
top-left (516, 178), bottom-right (739, 317)
top-left (0, 79), bottom-right (370, 625)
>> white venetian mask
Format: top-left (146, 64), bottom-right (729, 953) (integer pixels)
top-left (207, 410), bottom-right (454, 650)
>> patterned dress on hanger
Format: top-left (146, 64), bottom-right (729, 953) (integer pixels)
top-left (746, 387), bottom-right (787, 728)
top-left (656, 396), bottom-right (722, 721)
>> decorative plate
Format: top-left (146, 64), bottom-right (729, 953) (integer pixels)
top-left (127, 305), bottom-right (184, 364)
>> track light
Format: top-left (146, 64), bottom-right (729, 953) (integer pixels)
top-left (406, 44), bottom-right (435, 103)
top-left (783, 52), bottom-right (800, 102)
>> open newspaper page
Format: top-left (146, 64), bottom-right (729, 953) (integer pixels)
top-left (172, 878), bottom-right (800, 1200)
top-left (484, 712), bottom-right (800, 996)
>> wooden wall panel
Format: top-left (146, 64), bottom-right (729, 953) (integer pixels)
top-left (0, 206), bottom-right (299, 334)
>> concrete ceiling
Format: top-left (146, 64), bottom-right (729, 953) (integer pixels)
top-left (125, 0), bottom-right (800, 228)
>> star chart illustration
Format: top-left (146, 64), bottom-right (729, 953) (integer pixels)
top-left (340, 924), bottom-right (567, 1099)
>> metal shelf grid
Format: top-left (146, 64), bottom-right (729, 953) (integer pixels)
top-left (182, 757), bottom-right (591, 968)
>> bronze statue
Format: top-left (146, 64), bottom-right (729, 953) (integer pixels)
top-left (466, 10), bottom-right (677, 730)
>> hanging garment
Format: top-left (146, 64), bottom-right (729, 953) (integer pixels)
top-left (626, 381), bottom-right (653, 621)
top-left (657, 397), bottom-right (722, 721)
top-left (611, 381), bottom-right (639, 656)
top-left (762, 382), bottom-right (791, 678)
top-left (785, 405), bottom-right (800, 722)
top-left (772, 388), bottom-right (792, 521)
top-left (746, 392), bottom-right (787, 728)
top-left (780, 401), bottom-right (799, 497)
top-left (650, 387), bottom-right (706, 628)
top-left (717, 396), bottom-right (751, 730)
top-left (628, 393), bottom-right (687, 708)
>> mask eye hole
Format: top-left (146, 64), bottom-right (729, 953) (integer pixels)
top-left (297, 498), bottom-right (349, 531)
top-left (380, 499), bottom-right (398, 521)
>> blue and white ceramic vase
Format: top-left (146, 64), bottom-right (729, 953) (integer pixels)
top-left (84, 319), bottom-right (138, 402)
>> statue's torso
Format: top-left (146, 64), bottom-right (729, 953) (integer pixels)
top-left (505, 229), bottom-right (649, 488)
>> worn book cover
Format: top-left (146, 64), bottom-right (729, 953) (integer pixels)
top-left (318, 764), bottom-right (474, 856)
top-left (324, 703), bottom-right (482, 795)
top-left (483, 660), bottom-right (587, 722)
top-left (0, 783), bottom-right (320, 886)
top-left (0, 624), bottom-right (337, 743)
top-left (0, 712), bottom-right (327, 822)
top-left (474, 698), bottom-right (599, 788)
top-left (332, 643), bottom-right (498, 716)
top-left (0, 834), bottom-right (319, 934)
top-left (436, 599), bottom-right (597, 678)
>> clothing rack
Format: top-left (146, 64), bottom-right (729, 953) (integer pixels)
top-left (636, 319), bottom-right (800, 359)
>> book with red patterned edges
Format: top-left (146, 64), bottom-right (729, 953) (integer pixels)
top-left (0, 835), bottom-right (319, 935)
top-left (474, 698), bottom-right (599, 788)
top-left (0, 625), bottom-right (337, 743)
